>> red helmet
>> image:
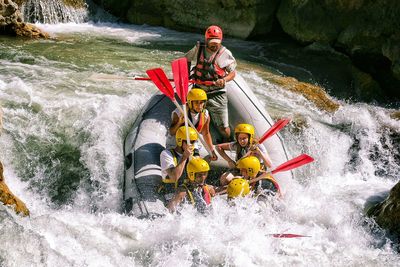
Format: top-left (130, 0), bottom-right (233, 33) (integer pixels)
top-left (205, 25), bottom-right (223, 42)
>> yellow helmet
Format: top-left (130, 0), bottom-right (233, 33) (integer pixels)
top-left (187, 88), bottom-right (207, 110)
top-left (236, 156), bottom-right (260, 178)
top-left (227, 178), bottom-right (250, 198)
top-left (234, 123), bottom-right (255, 145)
top-left (176, 126), bottom-right (198, 146)
top-left (186, 157), bottom-right (210, 181)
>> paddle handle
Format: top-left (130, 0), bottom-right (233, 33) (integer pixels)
top-left (172, 100), bottom-right (214, 156)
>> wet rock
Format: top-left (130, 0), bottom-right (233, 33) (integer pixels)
top-left (274, 76), bottom-right (340, 113)
top-left (276, 0), bottom-right (400, 100)
top-left (367, 181), bottom-right (400, 237)
top-left (240, 61), bottom-right (340, 113)
top-left (0, 162), bottom-right (30, 217)
top-left (12, 22), bottom-right (49, 38)
top-left (391, 111), bottom-right (400, 121)
top-left (0, 0), bottom-right (49, 38)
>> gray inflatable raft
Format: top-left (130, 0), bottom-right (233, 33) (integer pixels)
top-left (123, 74), bottom-right (292, 218)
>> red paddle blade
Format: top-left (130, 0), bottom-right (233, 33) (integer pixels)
top-left (271, 154), bottom-right (314, 175)
top-left (271, 233), bottom-right (310, 238)
top-left (258, 118), bottom-right (291, 144)
top-left (146, 68), bottom-right (175, 99)
top-left (171, 58), bottom-right (189, 104)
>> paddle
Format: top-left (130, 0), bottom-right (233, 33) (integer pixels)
top-left (269, 233), bottom-right (310, 238)
top-left (89, 73), bottom-right (214, 85)
top-left (258, 118), bottom-right (290, 144)
top-left (146, 68), bottom-right (213, 156)
top-left (171, 58), bottom-right (190, 145)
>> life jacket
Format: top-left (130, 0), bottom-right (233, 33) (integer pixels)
top-left (192, 41), bottom-right (227, 82)
top-left (184, 184), bottom-right (212, 206)
top-left (188, 109), bottom-right (206, 132)
top-left (235, 144), bottom-right (250, 162)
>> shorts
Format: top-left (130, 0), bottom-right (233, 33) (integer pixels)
top-left (207, 91), bottom-right (229, 128)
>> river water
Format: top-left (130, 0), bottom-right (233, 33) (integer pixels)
top-left (0, 22), bottom-right (399, 266)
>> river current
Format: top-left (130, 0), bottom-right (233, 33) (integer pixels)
top-left (0, 23), bottom-right (399, 266)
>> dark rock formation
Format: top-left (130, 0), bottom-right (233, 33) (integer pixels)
top-left (0, 0), bottom-right (49, 38)
top-left (367, 181), bottom-right (400, 237)
top-left (276, 0), bottom-right (400, 103)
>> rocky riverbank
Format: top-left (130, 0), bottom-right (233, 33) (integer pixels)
top-left (0, 0), bottom-right (48, 38)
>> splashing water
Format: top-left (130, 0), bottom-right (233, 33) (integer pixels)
top-left (0, 23), bottom-right (399, 266)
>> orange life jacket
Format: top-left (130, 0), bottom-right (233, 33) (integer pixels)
top-left (192, 42), bottom-right (226, 81)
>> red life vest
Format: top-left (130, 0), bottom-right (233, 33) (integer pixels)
top-left (192, 42), bottom-right (227, 81)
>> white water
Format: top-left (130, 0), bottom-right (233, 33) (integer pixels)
top-left (0, 23), bottom-right (399, 266)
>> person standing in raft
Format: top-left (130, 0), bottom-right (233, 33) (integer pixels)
top-left (216, 123), bottom-right (272, 186)
top-left (160, 126), bottom-right (198, 202)
top-left (168, 157), bottom-right (215, 213)
top-left (185, 25), bottom-right (236, 142)
top-left (169, 88), bottom-right (218, 161)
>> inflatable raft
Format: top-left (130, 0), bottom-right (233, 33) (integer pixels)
top-left (123, 74), bottom-right (292, 218)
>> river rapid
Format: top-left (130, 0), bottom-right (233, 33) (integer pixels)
top-left (0, 23), bottom-right (399, 266)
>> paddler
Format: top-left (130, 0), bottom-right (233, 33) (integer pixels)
top-left (216, 123), bottom-right (273, 186)
top-left (185, 25), bottom-right (237, 142)
top-left (230, 156), bottom-right (281, 198)
top-left (169, 88), bottom-right (218, 161)
top-left (167, 157), bottom-right (215, 213)
top-left (160, 126), bottom-right (198, 202)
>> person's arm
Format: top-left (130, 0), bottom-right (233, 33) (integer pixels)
top-left (167, 191), bottom-right (187, 213)
top-left (216, 143), bottom-right (236, 168)
top-left (201, 116), bottom-right (217, 160)
top-left (251, 144), bottom-right (272, 169)
top-left (165, 146), bottom-right (193, 182)
top-left (215, 50), bottom-right (237, 87)
top-left (169, 112), bottom-right (185, 136)
top-left (207, 185), bottom-right (216, 197)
